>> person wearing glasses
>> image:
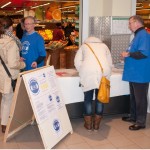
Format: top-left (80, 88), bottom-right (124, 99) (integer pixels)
top-left (121, 15), bottom-right (150, 130)
top-left (21, 16), bottom-right (46, 71)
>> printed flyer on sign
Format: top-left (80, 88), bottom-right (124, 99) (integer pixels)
top-left (22, 66), bottom-right (64, 124)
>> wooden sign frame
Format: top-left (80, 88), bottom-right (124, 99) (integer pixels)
top-left (3, 66), bottom-right (73, 149)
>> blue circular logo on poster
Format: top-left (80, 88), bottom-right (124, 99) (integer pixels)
top-left (53, 119), bottom-right (60, 132)
top-left (29, 79), bottom-right (39, 94)
top-left (49, 95), bottom-right (52, 101)
top-left (56, 96), bottom-right (60, 103)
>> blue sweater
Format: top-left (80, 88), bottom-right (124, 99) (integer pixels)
top-left (21, 32), bottom-right (46, 71)
top-left (123, 29), bottom-right (150, 83)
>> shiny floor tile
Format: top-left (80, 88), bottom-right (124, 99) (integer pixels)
top-left (0, 114), bottom-right (150, 149)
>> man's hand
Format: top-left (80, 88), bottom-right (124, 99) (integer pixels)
top-left (20, 57), bottom-right (25, 62)
top-left (31, 61), bottom-right (37, 68)
top-left (121, 51), bottom-right (130, 58)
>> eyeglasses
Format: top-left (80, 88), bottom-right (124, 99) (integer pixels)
top-left (24, 23), bottom-right (35, 26)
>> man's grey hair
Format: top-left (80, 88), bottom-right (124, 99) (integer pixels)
top-left (24, 16), bottom-right (36, 23)
top-left (129, 15), bottom-right (144, 26)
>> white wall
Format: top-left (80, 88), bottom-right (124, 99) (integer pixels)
top-left (82, 0), bottom-right (136, 42)
top-left (103, 0), bottom-right (113, 16)
top-left (88, 0), bottom-right (136, 16)
top-left (82, 0), bottom-right (90, 43)
top-left (89, 0), bottom-right (103, 17)
top-left (112, 0), bottom-right (132, 16)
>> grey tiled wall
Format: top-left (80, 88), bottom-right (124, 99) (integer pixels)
top-left (89, 17), bottom-right (131, 64)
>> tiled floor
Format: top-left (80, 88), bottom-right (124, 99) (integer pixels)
top-left (0, 114), bottom-right (150, 149)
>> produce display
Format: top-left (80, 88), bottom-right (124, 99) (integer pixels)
top-left (64, 45), bottom-right (79, 50)
top-left (46, 40), bottom-right (68, 49)
top-left (45, 2), bottom-right (60, 21)
top-left (52, 9), bottom-right (61, 21)
top-left (38, 29), bottom-right (53, 40)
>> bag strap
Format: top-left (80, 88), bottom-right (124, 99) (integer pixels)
top-left (0, 56), bottom-right (12, 78)
top-left (85, 43), bottom-right (104, 74)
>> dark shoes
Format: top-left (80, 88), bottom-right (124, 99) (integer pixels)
top-left (129, 124), bottom-right (145, 131)
top-left (122, 116), bottom-right (136, 123)
top-left (1, 125), bottom-right (6, 133)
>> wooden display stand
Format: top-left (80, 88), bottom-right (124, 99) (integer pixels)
top-left (64, 48), bottom-right (78, 69)
top-left (3, 66), bottom-right (73, 149)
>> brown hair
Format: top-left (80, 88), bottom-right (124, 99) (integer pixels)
top-left (0, 16), bottom-right (13, 37)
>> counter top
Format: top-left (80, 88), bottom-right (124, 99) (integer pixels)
top-left (55, 68), bottom-right (130, 104)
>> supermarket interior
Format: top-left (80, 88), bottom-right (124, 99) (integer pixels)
top-left (0, 0), bottom-right (150, 149)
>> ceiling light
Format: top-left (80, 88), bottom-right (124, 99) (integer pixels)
top-left (62, 10), bottom-right (74, 13)
top-left (136, 9), bottom-right (150, 11)
top-left (1, 1), bottom-right (11, 8)
top-left (16, 9), bottom-right (24, 13)
top-left (59, 6), bottom-right (76, 9)
top-left (31, 3), bottom-right (50, 9)
top-left (136, 6), bottom-right (143, 8)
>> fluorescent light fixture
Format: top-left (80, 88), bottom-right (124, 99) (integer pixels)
top-left (1, 1), bottom-right (11, 8)
top-left (59, 6), bottom-right (76, 9)
top-left (136, 9), bottom-right (150, 11)
top-left (62, 10), bottom-right (74, 13)
top-left (16, 9), bottom-right (24, 13)
top-left (136, 6), bottom-right (143, 8)
top-left (31, 3), bottom-right (50, 9)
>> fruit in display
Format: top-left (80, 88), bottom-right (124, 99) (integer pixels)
top-left (45, 2), bottom-right (60, 21)
top-left (52, 9), bottom-right (61, 21)
top-left (46, 40), bottom-right (68, 49)
top-left (45, 9), bottom-right (53, 20)
top-left (38, 29), bottom-right (53, 40)
top-left (64, 45), bottom-right (79, 50)
top-left (35, 7), bottom-right (43, 20)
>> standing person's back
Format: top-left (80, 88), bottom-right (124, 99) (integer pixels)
top-left (74, 37), bottom-right (113, 131)
top-left (21, 16), bottom-right (46, 71)
top-left (64, 22), bottom-right (74, 38)
top-left (0, 16), bottom-right (26, 133)
top-left (52, 23), bottom-right (64, 41)
top-left (16, 18), bottom-right (25, 40)
top-left (64, 22), bottom-right (74, 45)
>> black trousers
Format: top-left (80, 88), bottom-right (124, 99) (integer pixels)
top-left (129, 82), bottom-right (149, 126)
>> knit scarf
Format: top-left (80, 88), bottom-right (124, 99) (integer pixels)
top-left (5, 30), bottom-right (22, 50)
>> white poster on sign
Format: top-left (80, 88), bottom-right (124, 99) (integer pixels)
top-left (22, 66), bottom-right (73, 149)
top-left (111, 17), bottom-right (131, 35)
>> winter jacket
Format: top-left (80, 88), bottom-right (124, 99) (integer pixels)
top-left (0, 35), bottom-right (25, 93)
top-left (74, 37), bottom-right (113, 92)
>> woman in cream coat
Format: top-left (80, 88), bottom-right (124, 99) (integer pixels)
top-left (74, 37), bottom-right (113, 131)
top-left (0, 17), bottom-right (25, 133)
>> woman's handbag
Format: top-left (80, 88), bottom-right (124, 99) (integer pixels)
top-left (85, 43), bottom-right (110, 103)
top-left (97, 76), bottom-right (110, 103)
top-left (0, 56), bottom-right (17, 92)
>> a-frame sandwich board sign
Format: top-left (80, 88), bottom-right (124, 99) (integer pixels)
top-left (4, 66), bottom-right (73, 149)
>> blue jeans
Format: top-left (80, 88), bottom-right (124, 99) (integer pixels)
top-left (84, 89), bottom-right (104, 116)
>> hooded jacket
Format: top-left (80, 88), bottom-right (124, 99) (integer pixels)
top-left (74, 37), bottom-right (113, 92)
top-left (0, 35), bottom-right (25, 93)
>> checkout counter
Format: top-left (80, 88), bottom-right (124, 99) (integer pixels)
top-left (56, 68), bottom-right (131, 118)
